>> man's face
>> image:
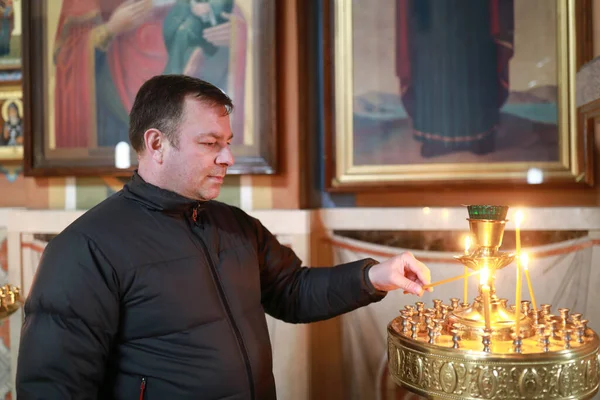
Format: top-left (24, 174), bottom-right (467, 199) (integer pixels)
top-left (161, 97), bottom-right (234, 201)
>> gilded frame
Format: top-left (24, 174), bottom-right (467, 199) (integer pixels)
top-left (326, 0), bottom-right (593, 190)
top-left (22, 0), bottom-right (277, 177)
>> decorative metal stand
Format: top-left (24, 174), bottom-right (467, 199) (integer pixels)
top-left (0, 284), bottom-right (21, 320)
top-left (387, 205), bottom-right (600, 400)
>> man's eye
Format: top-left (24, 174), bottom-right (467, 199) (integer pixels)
top-left (202, 142), bottom-right (216, 146)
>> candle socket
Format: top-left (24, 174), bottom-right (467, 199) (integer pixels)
top-left (416, 302), bottom-right (425, 318)
top-left (410, 320), bottom-right (418, 340)
top-left (482, 331), bottom-right (492, 353)
top-left (512, 335), bottom-right (523, 353)
top-left (559, 308), bottom-right (570, 328)
top-left (563, 329), bottom-right (572, 349)
top-left (577, 325), bottom-right (585, 344)
top-left (521, 300), bottom-right (531, 316)
top-left (427, 325), bottom-right (436, 344)
top-left (582, 319), bottom-right (590, 336)
top-left (541, 333), bottom-right (551, 352)
top-left (400, 312), bottom-right (411, 334)
top-left (541, 304), bottom-right (552, 318)
top-left (450, 298), bottom-right (461, 311)
top-left (451, 329), bottom-right (461, 349)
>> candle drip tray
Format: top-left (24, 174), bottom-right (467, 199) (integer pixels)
top-left (447, 296), bottom-right (534, 341)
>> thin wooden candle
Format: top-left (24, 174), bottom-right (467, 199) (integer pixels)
top-left (423, 269), bottom-right (482, 290)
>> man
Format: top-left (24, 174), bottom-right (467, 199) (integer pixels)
top-left (16, 75), bottom-right (431, 399)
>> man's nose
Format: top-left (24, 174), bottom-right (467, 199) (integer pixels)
top-left (216, 146), bottom-right (234, 167)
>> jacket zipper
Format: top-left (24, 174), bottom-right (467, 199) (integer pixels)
top-left (139, 377), bottom-right (147, 400)
top-left (188, 213), bottom-right (256, 400)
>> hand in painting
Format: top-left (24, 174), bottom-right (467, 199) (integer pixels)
top-left (368, 252), bottom-right (432, 296)
top-left (106, 0), bottom-right (153, 37)
top-left (203, 12), bottom-right (239, 47)
top-left (183, 48), bottom-right (204, 77)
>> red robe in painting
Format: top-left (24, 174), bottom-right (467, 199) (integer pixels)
top-left (53, 1), bottom-right (248, 149)
top-left (53, 0), bottom-right (170, 148)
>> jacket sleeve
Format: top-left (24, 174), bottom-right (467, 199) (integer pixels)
top-left (16, 229), bottom-right (120, 399)
top-left (252, 217), bottom-right (387, 323)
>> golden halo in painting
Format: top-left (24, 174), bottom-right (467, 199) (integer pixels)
top-left (1, 98), bottom-right (22, 122)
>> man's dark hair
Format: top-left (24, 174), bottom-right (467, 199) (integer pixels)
top-left (129, 75), bottom-right (233, 152)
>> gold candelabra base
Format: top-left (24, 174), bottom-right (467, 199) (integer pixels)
top-left (388, 314), bottom-right (600, 400)
top-left (0, 284), bottom-right (21, 320)
top-left (387, 205), bottom-right (600, 399)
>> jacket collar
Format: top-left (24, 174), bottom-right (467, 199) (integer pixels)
top-left (123, 170), bottom-right (205, 217)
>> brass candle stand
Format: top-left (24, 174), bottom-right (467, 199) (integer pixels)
top-left (387, 205), bottom-right (600, 400)
top-left (0, 284), bottom-right (21, 320)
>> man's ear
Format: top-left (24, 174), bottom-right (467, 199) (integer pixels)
top-left (143, 129), bottom-right (166, 164)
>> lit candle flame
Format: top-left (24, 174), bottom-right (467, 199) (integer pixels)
top-left (480, 265), bottom-right (490, 285)
top-left (521, 253), bottom-right (529, 270)
top-left (464, 236), bottom-right (471, 254)
top-left (515, 210), bottom-right (524, 228)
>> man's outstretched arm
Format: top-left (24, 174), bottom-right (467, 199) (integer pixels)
top-left (252, 217), bottom-right (431, 324)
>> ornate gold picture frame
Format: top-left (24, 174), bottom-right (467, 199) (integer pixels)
top-left (23, 0), bottom-right (277, 177)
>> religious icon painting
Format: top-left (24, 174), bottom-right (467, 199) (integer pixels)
top-left (0, 0), bottom-right (21, 71)
top-left (23, 0), bottom-right (277, 176)
top-left (0, 87), bottom-right (23, 161)
top-left (325, 0), bottom-right (594, 190)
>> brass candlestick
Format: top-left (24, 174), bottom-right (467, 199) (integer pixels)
top-left (387, 205), bottom-right (600, 400)
top-left (0, 284), bottom-right (22, 320)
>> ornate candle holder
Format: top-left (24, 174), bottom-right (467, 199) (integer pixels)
top-left (0, 284), bottom-right (21, 320)
top-left (387, 205), bottom-right (600, 400)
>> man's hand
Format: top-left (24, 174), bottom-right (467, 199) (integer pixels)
top-left (368, 252), bottom-right (432, 296)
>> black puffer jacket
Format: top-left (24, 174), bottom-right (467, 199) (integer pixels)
top-left (16, 172), bottom-right (386, 400)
